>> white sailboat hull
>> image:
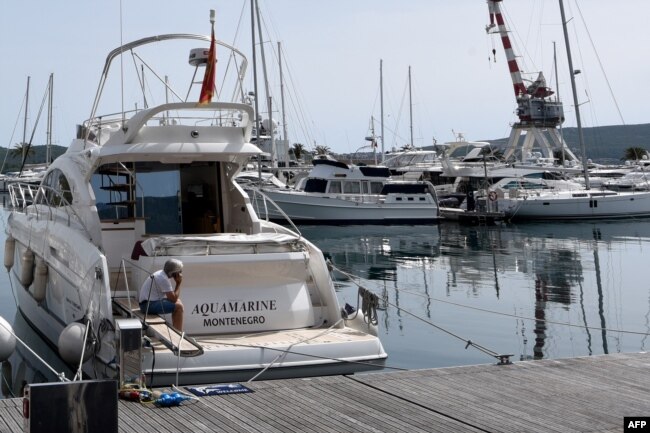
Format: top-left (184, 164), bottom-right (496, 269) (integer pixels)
top-left (498, 190), bottom-right (650, 220)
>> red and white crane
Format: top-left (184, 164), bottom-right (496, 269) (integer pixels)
top-left (486, 0), bottom-right (577, 163)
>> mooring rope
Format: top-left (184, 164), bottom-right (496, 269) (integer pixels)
top-left (331, 262), bottom-right (510, 362)
top-left (330, 261), bottom-right (650, 338)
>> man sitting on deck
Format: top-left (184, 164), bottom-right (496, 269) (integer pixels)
top-left (139, 259), bottom-right (185, 331)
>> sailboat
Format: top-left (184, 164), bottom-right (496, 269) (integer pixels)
top-left (489, 0), bottom-right (650, 220)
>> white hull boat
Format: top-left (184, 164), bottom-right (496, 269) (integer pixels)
top-left (496, 188), bottom-right (650, 220)
top-left (246, 157), bottom-right (440, 224)
top-left (5, 30), bottom-right (385, 387)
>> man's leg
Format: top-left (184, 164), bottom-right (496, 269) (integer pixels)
top-left (172, 300), bottom-right (184, 331)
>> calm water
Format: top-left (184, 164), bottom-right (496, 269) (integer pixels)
top-left (2, 213), bottom-right (650, 397)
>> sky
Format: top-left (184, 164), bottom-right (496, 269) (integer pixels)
top-left (1, 0), bottom-right (649, 156)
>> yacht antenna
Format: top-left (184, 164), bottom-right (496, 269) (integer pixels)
top-left (559, 0), bottom-right (590, 189)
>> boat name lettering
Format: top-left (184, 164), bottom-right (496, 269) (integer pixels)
top-left (191, 300), bottom-right (277, 316)
top-left (203, 316), bottom-right (266, 327)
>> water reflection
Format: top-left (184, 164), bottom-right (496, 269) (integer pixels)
top-left (1, 312), bottom-right (73, 399)
top-left (300, 220), bottom-right (650, 367)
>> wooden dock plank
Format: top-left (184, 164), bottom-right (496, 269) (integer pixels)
top-left (1, 352), bottom-right (648, 433)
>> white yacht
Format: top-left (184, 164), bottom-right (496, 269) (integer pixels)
top-left (5, 31), bottom-right (386, 386)
top-left (484, 0), bottom-right (650, 221)
top-left (246, 155), bottom-right (440, 224)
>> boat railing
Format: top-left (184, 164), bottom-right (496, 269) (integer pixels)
top-left (8, 182), bottom-right (94, 240)
top-left (84, 102), bottom-right (253, 145)
top-left (246, 187), bottom-right (302, 237)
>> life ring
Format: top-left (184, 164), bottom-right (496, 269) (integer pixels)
top-left (488, 191), bottom-right (498, 201)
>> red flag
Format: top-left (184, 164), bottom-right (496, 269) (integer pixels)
top-left (199, 20), bottom-right (216, 105)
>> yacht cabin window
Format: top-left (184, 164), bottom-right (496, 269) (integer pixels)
top-left (343, 181), bottom-right (361, 194)
top-left (328, 181), bottom-right (342, 194)
top-left (91, 161), bottom-right (222, 235)
top-left (370, 182), bottom-right (383, 194)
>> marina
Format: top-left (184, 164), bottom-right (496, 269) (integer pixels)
top-left (1, 0), bottom-right (650, 431)
top-left (1, 352), bottom-right (649, 432)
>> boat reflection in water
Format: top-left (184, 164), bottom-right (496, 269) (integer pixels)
top-left (300, 220), bottom-right (650, 369)
top-left (1, 312), bottom-right (73, 399)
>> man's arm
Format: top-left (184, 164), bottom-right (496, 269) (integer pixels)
top-left (164, 273), bottom-right (182, 302)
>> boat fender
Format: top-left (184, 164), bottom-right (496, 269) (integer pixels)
top-left (19, 249), bottom-right (35, 288)
top-left (4, 237), bottom-right (15, 271)
top-left (31, 256), bottom-right (48, 302)
top-left (0, 316), bottom-right (17, 362)
top-left (58, 322), bottom-right (93, 364)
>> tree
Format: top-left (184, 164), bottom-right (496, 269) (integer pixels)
top-left (622, 147), bottom-right (648, 161)
top-left (314, 145), bottom-right (331, 156)
top-left (291, 143), bottom-right (305, 160)
top-left (10, 142), bottom-right (34, 161)
top-left (553, 149), bottom-right (574, 162)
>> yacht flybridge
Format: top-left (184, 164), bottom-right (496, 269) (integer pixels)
top-left (5, 30), bottom-right (385, 386)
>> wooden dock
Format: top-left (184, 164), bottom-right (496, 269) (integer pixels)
top-left (2, 352), bottom-right (649, 432)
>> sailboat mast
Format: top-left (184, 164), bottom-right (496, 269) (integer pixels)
top-left (380, 59), bottom-right (385, 162)
top-left (559, 0), bottom-right (590, 189)
top-left (251, 0), bottom-right (262, 181)
top-left (278, 42), bottom-right (288, 143)
top-left (22, 76), bottom-right (30, 161)
top-left (553, 42), bottom-right (565, 166)
top-left (46, 73), bottom-right (53, 166)
top-left (408, 65), bottom-right (413, 148)
top-left (255, 0), bottom-right (276, 168)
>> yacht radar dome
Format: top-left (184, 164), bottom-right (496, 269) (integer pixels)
top-left (189, 48), bottom-right (209, 66)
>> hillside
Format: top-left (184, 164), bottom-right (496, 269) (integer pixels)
top-left (0, 145), bottom-right (67, 173)
top-left (485, 123), bottom-right (650, 163)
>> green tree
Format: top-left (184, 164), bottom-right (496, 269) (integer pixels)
top-left (314, 145), bottom-right (331, 156)
top-left (291, 143), bottom-right (305, 160)
top-left (10, 142), bottom-right (34, 161)
top-left (622, 147), bottom-right (648, 161)
top-left (553, 149), bottom-right (574, 162)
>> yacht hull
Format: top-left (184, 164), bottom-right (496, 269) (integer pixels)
top-left (499, 191), bottom-right (650, 220)
top-left (251, 189), bottom-right (439, 224)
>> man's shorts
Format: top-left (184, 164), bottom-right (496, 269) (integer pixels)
top-left (140, 299), bottom-right (176, 315)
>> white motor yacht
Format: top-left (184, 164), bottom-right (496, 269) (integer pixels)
top-left (5, 30), bottom-right (385, 386)
top-left (245, 155), bottom-right (440, 224)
